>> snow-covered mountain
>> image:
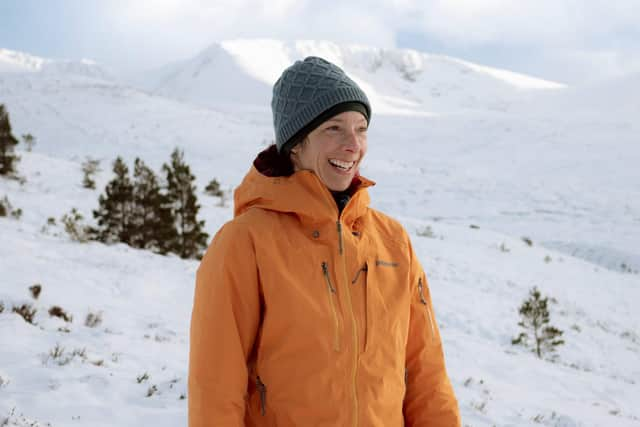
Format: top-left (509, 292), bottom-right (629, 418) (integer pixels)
top-left (0, 49), bottom-right (46, 73)
top-left (0, 48), bottom-right (113, 81)
top-left (138, 39), bottom-right (565, 114)
top-left (1, 41), bottom-right (639, 427)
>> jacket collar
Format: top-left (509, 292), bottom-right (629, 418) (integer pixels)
top-left (234, 147), bottom-right (375, 227)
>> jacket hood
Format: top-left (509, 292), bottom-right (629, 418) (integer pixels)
top-left (234, 145), bottom-right (375, 227)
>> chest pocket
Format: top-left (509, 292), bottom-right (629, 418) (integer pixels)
top-left (354, 257), bottom-right (410, 355)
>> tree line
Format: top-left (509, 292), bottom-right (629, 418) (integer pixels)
top-left (92, 150), bottom-right (209, 259)
top-left (1, 102), bottom-right (208, 259)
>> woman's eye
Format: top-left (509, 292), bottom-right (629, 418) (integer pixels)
top-left (326, 125), bottom-right (340, 132)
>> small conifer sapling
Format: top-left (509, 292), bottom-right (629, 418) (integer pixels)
top-left (512, 286), bottom-right (565, 359)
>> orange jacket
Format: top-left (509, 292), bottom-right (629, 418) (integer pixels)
top-left (189, 155), bottom-right (460, 426)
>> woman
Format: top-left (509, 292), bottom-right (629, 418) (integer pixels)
top-left (189, 56), bottom-right (460, 426)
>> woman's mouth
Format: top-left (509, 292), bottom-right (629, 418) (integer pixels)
top-left (328, 158), bottom-right (355, 172)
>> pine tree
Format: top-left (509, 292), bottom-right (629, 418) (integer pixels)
top-left (163, 149), bottom-right (208, 259)
top-left (92, 157), bottom-right (134, 244)
top-left (130, 158), bottom-right (176, 253)
top-left (0, 104), bottom-right (20, 176)
top-left (512, 287), bottom-right (565, 358)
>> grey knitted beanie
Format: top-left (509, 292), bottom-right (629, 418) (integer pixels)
top-left (271, 56), bottom-right (371, 153)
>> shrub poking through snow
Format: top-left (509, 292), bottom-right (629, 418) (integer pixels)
top-left (21, 133), bottom-right (35, 152)
top-left (49, 343), bottom-right (66, 360)
top-left (61, 208), bottom-right (90, 243)
top-left (522, 236), bottom-right (533, 246)
top-left (204, 178), bottom-right (224, 197)
top-left (85, 311), bottom-right (102, 328)
top-left (146, 384), bottom-right (158, 397)
top-left (417, 225), bottom-right (435, 238)
top-left (81, 157), bottom-right (101, 189)
top-left (46, 345), bottom-right (88, 366)
top-left (137, 372), bottom-right (150, 383)
top-left (49, 306), bottom-right (73, 322)
top-left (216, 188), bottom-right (229, 208)
top-left (512, 287), bottom-right (565, 359)
top-left (11, 207), bottom-right (22, 219)
top-left (0, 195), bottom-right (21, 219)
top-left (12, 304), bottom-right (36, 324)
top-left (205, 178), bottom-right (231, 207)
top-left (29, 284), bottom-right (42, 299)
top-left (0, 301), bottom-right (4, 314)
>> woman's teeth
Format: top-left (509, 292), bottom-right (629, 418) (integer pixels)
top-left (329, 159), bottom-right (355, 170)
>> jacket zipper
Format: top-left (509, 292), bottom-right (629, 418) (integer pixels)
top-left (322, 262), bottom-right (341, 352)
top-left (338, 220), bottom-right (359, 427)
top-left (418, 277), bottom-right (436, 341)
top-left (256, 376), bottom-right (266, 416)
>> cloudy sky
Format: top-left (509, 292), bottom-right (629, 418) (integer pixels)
top-left (2, 0), bottom-right (640, 85)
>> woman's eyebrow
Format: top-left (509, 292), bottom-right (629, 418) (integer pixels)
top-left (326, 117), bottom-right (367, 124)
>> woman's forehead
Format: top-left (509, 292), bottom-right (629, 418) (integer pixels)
top-left (324, 111), bottom-right (368, 123)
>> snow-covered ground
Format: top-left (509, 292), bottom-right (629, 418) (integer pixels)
top-left (1, 40), bottom-right (639, 426)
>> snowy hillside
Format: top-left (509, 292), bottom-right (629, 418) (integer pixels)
top-left (1, 41), bottom-right (639, 426)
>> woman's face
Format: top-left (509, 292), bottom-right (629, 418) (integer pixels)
top-left (291, 110), bottom-right (368, 192)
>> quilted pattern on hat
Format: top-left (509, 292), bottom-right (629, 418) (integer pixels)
top-left (271, 56), bottom-right (371, 152)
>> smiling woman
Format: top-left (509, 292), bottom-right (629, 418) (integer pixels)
top-left (188, 56), bottom-right (460, 426)
top-left (290, 109), bottom-right (369, 191)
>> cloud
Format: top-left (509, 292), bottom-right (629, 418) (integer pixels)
top-left (393, 0), bottom-right (640, 48)
top-left (88, 0), bottom-right (640, 81)
top-left (108, 0), bottom-right (640, 51)
top-left (111, 0), bottom-right (394, 48)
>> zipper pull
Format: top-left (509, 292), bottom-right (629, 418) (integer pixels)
top-left (418, 277), bottom-right (436, 341)
top-left (351, 263), bottom-right (368, 284)
top-left (322, 262), bottom-right (336, 293)
top-left (417, 277), bottom-right (428, 305)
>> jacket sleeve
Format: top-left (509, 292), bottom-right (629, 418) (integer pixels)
top-left (189, 222), bottom-right (261, 427)
top-left (403, 237), bottom-right (461, 427)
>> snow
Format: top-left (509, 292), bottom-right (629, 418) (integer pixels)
top-left (1, 39), bottom-right (639, 426)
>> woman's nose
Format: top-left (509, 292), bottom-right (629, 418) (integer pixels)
top-left (343, 129), bottom-right (361, 152)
